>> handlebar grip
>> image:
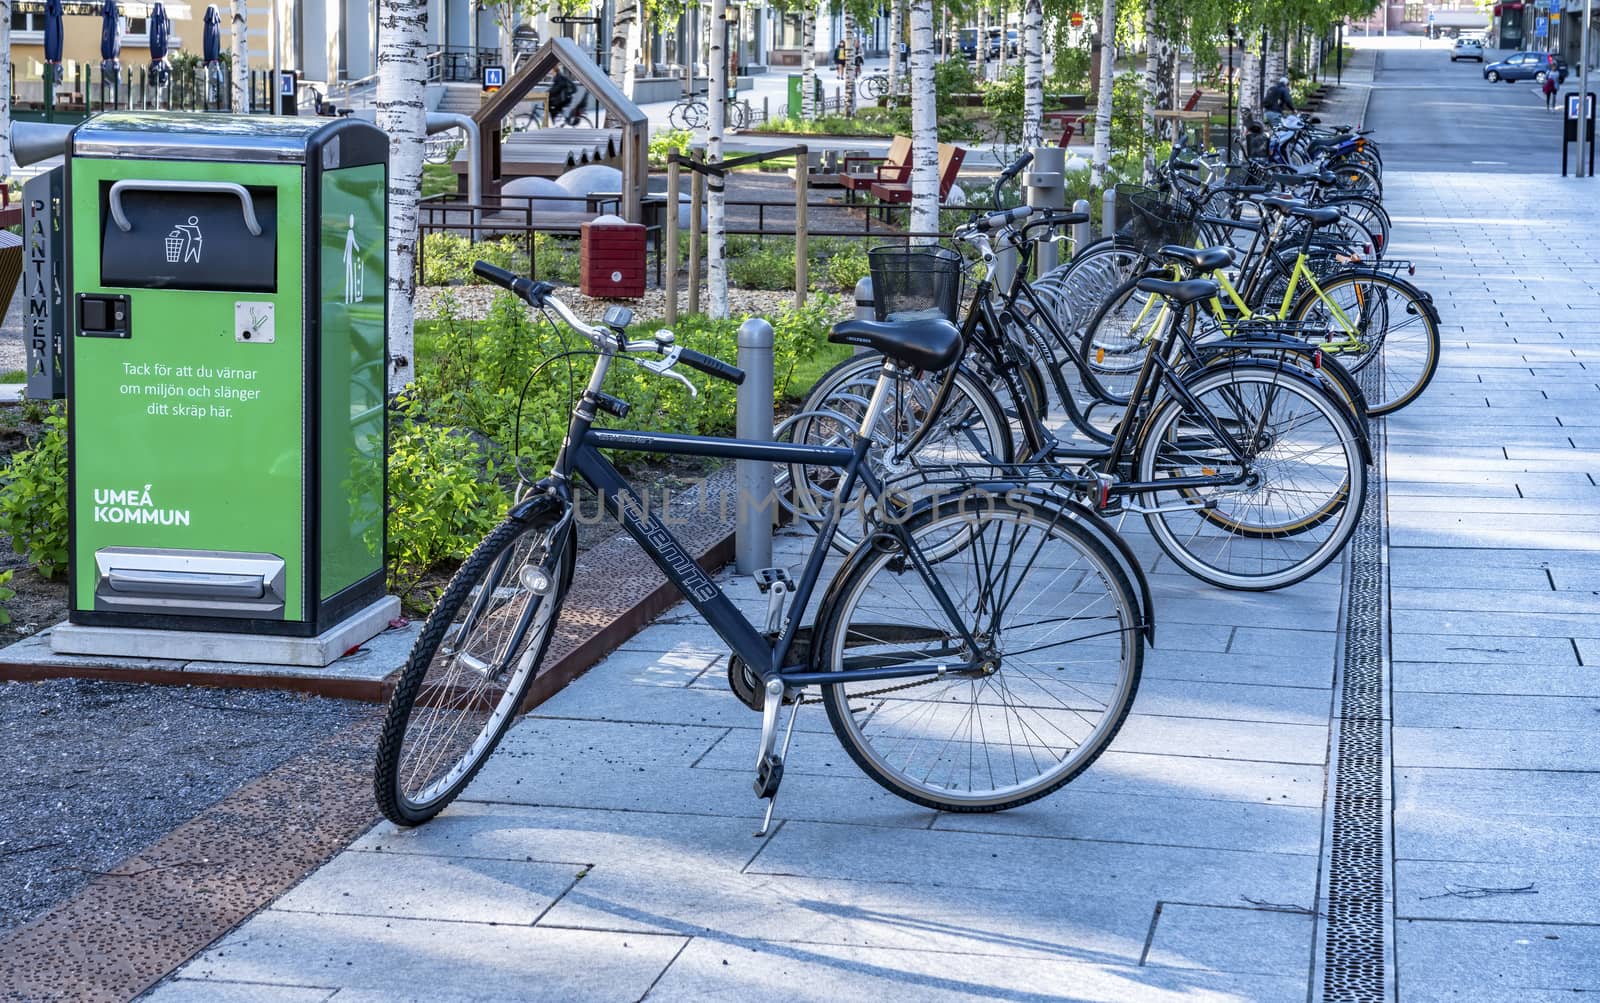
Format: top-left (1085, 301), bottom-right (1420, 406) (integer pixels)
top-left (678, 348), bottom-right (746, 386)
top-left (998, 151), bottom-right (1035, 183)
top-left (976, 205), bottom-right (1033, 233)
top-left (472, 260), bottom-right (541, 304)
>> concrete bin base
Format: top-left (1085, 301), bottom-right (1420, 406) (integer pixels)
top-left (50, 595), bottom-right (402, 668)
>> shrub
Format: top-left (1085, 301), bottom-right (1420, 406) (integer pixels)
top-left (649, 127), bottom-right (693, 166)
top-left (824, 242), bottom-right (870, 292)
top-left (420, 232), bottom-right (579, 286)
top-left (386, 403), bottom-right (510, 597)
top-left (0, 412), bottom-right (69, 579)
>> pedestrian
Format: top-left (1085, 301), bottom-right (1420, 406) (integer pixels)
top-left (1263, 75), bottom-right (1295, 126)
top-left (834, 42), bottom-right (846, 76)
top-left (1544, 71), bottom-right (1558, 111)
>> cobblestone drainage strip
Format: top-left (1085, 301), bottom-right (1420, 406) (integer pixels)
top-left (1314, 416), bottom-right (1394, 1003)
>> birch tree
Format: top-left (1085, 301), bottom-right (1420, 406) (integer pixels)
top-left (908, 0), bottom-right (939, 235)
top-left (1238, 29), bottom-right (1262, 122)
top-left (610, 0), bottom-right (641, 97)
top-left (888, 0), bottom-right (902, 97)
top-left (230, 0), bottom-right (249, 113)
top-left (842, 7), bottom-right (857, 115)
top-left (1265, 27), bottom-right (1288, 93)
top-left (706, 0), bottom-right (729, 318)
top-left (376, 0), bottom-right (429, 396)
top-left (1141, 0), bottom-right (1175, 179)
top-left (0, 0), bottom-right (10, 183)
top-left (801, 4), bottom-right (817, 117)
top-left (976, 4), bottom-right (987, 82)
top-left (1022, 0), bottom-right (1043, 150)
top-left (1090, 0), bottom-right (1116, 187)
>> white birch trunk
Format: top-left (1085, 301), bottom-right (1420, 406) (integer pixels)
top-left (1022, 0), bottom-right (1042, 150)
top-left (801, 8), bottom-right (816, 118)
top-left (707, 0), bottom-right (728, 318)
top-left (842, 8), bottom-right (857, 115)
top-left (1239, 32), bottom-right (1262, 122)
top-left (976, 5), bottom-right (987, 82)
top-left (231, 0), bottom-right (249, 113)
top-left (1090, 0), bottom-right (1115, 187)
top-left (888, 0), bottom-right (902, 96)
top-left (0, 0), bottom-right (10, 182)
top-left (998, 1), bottom-right (1008, 76)
top-left (1141, 0), bottom-right (1158, 179)
top-left (909, 0), bottom-right (938, 236)
top-left (610, 0), bottom-right (639, 98)
top-left (376, 0), bottom-right (428, 396)
top-left (1265, 28), bottom-right (1287, 91)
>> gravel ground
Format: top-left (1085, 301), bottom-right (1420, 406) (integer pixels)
top-left (0, 679), bottom-right (377, 937)
top-left (0, 285), bottom-right (26, 375)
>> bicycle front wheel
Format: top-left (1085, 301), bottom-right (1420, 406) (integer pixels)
top-left (819, 495), bottom-right (1144, 812)
top-left (1290, 270), bottom-right (1440, 416)
top-left (1135, 366), bottom-right (1367, 591)
top-left (375, 513), bottom-right (575, 826)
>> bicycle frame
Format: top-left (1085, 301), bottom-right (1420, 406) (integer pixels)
top-left (546, 360), bottom-right (983, 694)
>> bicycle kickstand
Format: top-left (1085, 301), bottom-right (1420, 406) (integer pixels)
top-left (753, 678), bottom-right (802, 838)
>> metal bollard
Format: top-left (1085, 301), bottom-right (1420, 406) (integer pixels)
top-left (1071, 198), bottom-right (1091, 259)
top-left (1024, 146), bottom-right (1066, 275)
top-left (1102, 186), bottom-right (1118, 240)
top-left (736, 317), bottom-right (775, 574)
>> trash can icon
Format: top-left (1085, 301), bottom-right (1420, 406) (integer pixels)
top-left (164, 215), bottom-right (202, 264)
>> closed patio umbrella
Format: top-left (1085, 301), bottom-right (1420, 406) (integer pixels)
top-left (43, 0), bottom-right (64, 85)
top-left (101, 0), bottom-right (123, 69)
top-left (149, 4), bottom-right (170, 63)
top-left (203, 5), bottom-right (222, 63)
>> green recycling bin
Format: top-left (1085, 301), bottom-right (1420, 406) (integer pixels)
top-left (787, 74), bottom-right (824, 118)
top-left (66, 113), bottom-right (388, 636)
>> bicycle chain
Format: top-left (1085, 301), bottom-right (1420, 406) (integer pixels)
top-left (797, 673), bottom-right (952, 704)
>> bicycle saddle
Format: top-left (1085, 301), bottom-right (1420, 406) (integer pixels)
top-left (1134, 277), bottom-right (1219, 305)
top-left (1159, 245), bottom-right (1235, 273)
top-left (829, 317), bottom-right (963, 372)
top-left (1258, 195), bottom-right (1308, 214)
top-left (1286, 204), bottom-right (1342, 226)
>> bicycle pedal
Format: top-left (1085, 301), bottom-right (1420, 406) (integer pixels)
top-left (754, 567), bottom-right (794, 594)
top-left (754, 754), bottom-right (785, 800)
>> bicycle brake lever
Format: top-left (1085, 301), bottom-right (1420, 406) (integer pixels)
top-left (639, 346), bottom-right (699, 398)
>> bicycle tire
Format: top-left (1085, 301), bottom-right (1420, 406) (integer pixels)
top-left (791, 354), bottom-right (1015, 554)
top-left (1288, 270), bottom-right (1440, 416)
top-left (818, 493), bottom-right (1144, 812)
top-left (1077, 275), bottom-right (1180, 405)
top-left (1134, 365), bottom-right (1367, 591)
top-left (374, 513), bottom-right (575, 826)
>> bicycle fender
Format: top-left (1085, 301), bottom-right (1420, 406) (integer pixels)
top-left (506, 485), bottom-right (570, 524)
top-left (1195, 338), bottom-right (1374, 465)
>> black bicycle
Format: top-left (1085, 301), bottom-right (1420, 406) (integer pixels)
top-left (374, 265), bottom-right (1152, 833)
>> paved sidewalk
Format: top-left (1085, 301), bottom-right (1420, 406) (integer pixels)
top-left (1381, 170), bottom-right (1600, 998)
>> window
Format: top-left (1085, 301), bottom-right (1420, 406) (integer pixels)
top-left (10, 10), bottom-right (43, 31)
top-left (127, 16), bottom-right (148, 35)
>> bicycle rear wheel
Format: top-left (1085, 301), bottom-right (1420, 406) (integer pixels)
top-left (1135, 366), bottom-right (1366, 591)
top-left (1290, 270), bottom-right (1440, 416)
top-left (819, 494), bottom-right (1144, 812)
top-left (375, 513), bottom-right (575, 826)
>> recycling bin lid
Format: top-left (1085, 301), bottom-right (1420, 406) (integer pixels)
top-left (70, 112), bottom-right (369, 164)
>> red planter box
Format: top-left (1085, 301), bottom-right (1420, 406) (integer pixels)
top-left (580, 221), bottom-right (647, 299)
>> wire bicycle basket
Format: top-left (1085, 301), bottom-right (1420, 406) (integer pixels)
top-left (868, 244), bottom-right (965, 323)
top-left (1118, 186), bottom-right (1199, 256)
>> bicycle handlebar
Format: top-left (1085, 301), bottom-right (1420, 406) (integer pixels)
top-left (473, 259), bottom-right (744, 386)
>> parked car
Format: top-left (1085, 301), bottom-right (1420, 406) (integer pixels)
top-left (1451, 37), bottom-right (1484, 62)
top-left (1484, 51), bottom-right (1567, 83)
top-left (987, 29), bottom-right (1019, 59)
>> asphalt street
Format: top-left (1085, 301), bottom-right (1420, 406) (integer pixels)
top-left (1365, 40), bottom-right (1576, 173)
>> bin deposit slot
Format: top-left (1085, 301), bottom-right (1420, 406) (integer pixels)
top-left (93, 547), bottom-right (286, 619)
top-left (106, 568), bottom-right (266, 600)
top-left (99, 183), bottom-right (277, 293)
top-left (77, 294), bottom-right (131, 338)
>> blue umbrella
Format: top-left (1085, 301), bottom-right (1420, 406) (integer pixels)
top-left (101, 0), bottom-right (122, 67)
top-left (149, 4), bottom-right (170, 62)
top-left (43, 0), bottom-right (64, 79)
top-left (203, 6), bottom-right (222, 63)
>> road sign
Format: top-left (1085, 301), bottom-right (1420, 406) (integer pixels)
top-left (279, 70), bottom-right (296, 96)
top-left (1568, 92), bottom-right (1596, 120)
top-left (1070, 11), bottom-right (1083, 26)
top-left (1536, 15), bottom-right (1548, 36)
top-left (482, 65), bottom-right (505, 93)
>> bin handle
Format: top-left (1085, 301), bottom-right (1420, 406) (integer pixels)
top-left (108, 180), bottom-right (263, 237)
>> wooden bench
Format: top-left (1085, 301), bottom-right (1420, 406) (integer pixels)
top-left (869, 143), bottom-right (967, 206)
top-left (842, 135), bottom-right (912, 204)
